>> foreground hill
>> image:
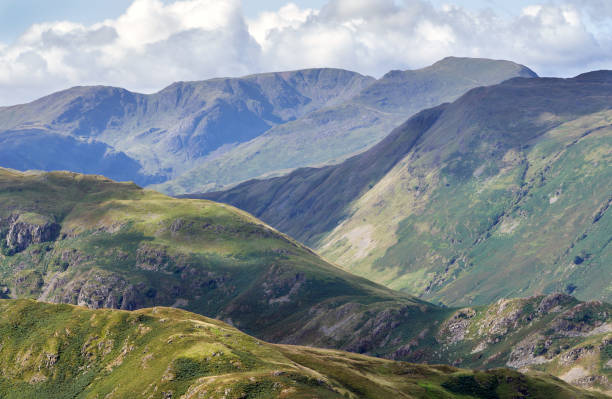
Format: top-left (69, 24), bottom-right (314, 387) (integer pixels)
top-left (0, 167), bottom-right (446, 357)
top-left (197, 71), bottom-right (612, 306)
top-left (0, 299), bottom-right (607, 399)
top-left (156, 57), bottom-right (536, 194)
top-left (0, 69), bottom-right (373, 185)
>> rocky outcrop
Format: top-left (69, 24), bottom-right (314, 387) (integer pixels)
top-left (438, 308), bottom-right (476, 344)
top-left (506, 334), bottom-right (551, 368)
top-left (2, 214), bottom-right (60, 254)
top-left (50, 270), bottom-right (146, 310)
top-left (136, 244), bottom-right (172, 271)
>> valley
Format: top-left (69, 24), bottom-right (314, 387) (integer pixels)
top-left (0, 168), bottom-right (610, 394)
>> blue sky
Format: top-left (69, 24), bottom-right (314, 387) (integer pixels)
top-left (0, 0), bottom-right (611, 105)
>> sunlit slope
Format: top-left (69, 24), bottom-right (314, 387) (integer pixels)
top-left (199, 71), bottom-right (612, 306)
top-left (0, 299), bottom-right (607, 399)
top-left (322, 93), bottom-right (612, 306)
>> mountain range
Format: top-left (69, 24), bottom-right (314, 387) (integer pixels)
top-left (196, 71), bottom-right (612, 307)
top-left (0, 57), bottom-right (535, 192)
top-left (153, 57), bottom-right (537, 194)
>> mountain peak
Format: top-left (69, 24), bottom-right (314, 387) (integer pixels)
top-left (430, 56), bottom-right (538, 77)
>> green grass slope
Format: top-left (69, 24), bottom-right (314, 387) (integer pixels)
top-left (197, 71), bottom-right (612, 306)
top-left (155, 57), bottom-right (536, 194)
top-left (0, 299), bottom-right (608, 399)
top-left (2, 169), bottom-right (610, 393)
top-left (0, 168), bottom-right (447, 359)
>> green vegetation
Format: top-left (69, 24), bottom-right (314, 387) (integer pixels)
top-left (0, 167), bottom-right (446, 360)
top-left (199, 71), bottom-right (612, 307)
top-left (0, 299), bottom-right (607, 399)
top-left (0, 169), bottom-right (610, 393)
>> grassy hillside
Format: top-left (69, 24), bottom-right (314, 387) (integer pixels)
top-left (1, 169), bottom-right (610, 393)
top-left (0, 299), bottom-right (608, 399)
top-left (0, 167), bottom-right (447, 358)
top-left (0, 69), bottom-right (373, 184)
top-left (198, 71), bottom-right (612, 306)
top-left (154, 57), bottom-right (536, 194)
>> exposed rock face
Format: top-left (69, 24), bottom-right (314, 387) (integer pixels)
top-left (537, 293), bottom-right (575, 314)
top-left (50, 271), bottom-right (146, 311)
top-left (261, 265), bottom-right (306, 305)
top-left (136, 244), bottom-right (172, 271)
top-left (3, 214), bottom-right (60, 253)
top-left (506, 334), bottom-right (550, 369)
top-left (276, 300), bottom-right (434, 360)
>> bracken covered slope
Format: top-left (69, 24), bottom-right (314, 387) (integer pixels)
top-left (0, 299), bottom-right (608, 399)
top-left (197, 71), bottom-right (612, 306)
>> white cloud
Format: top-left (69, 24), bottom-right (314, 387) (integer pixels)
top-left (0, 0), bottom-right (611, 105)
top-left (0, 0), bottom-right (259, 105)
top-left (248, 0), bottom-right (610, 78)
top-left (247, 3), bottom-right (318, 49)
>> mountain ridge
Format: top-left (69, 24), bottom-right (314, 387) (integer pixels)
top-left (194, 71), bottom-right (612, 306)
top-left (156, 57), bottom-right (536, 194)
top-left (0, 68), bottom-right (374, 184)
top-left (0, 58), bottom-right (534, 192)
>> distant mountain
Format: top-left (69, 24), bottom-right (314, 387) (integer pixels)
top-left (0, 129), bottom-right (163, 185)
top-left (196, 71), bottom-right (612, 306)
top-left (0, 68), bottom-right (373, 185)
top-left (156, 57), bottom-right (537, 194)
top-left (0, 58), bottom-right (534, 191)
top-left (1, 300), bottom-right (606, 399)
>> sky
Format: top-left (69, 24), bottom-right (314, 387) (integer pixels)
top-left (0, 0), bottom-right (611, 105)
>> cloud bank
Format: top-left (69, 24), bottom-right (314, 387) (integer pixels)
top-left (0, 0), bottom-right (611, 105)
